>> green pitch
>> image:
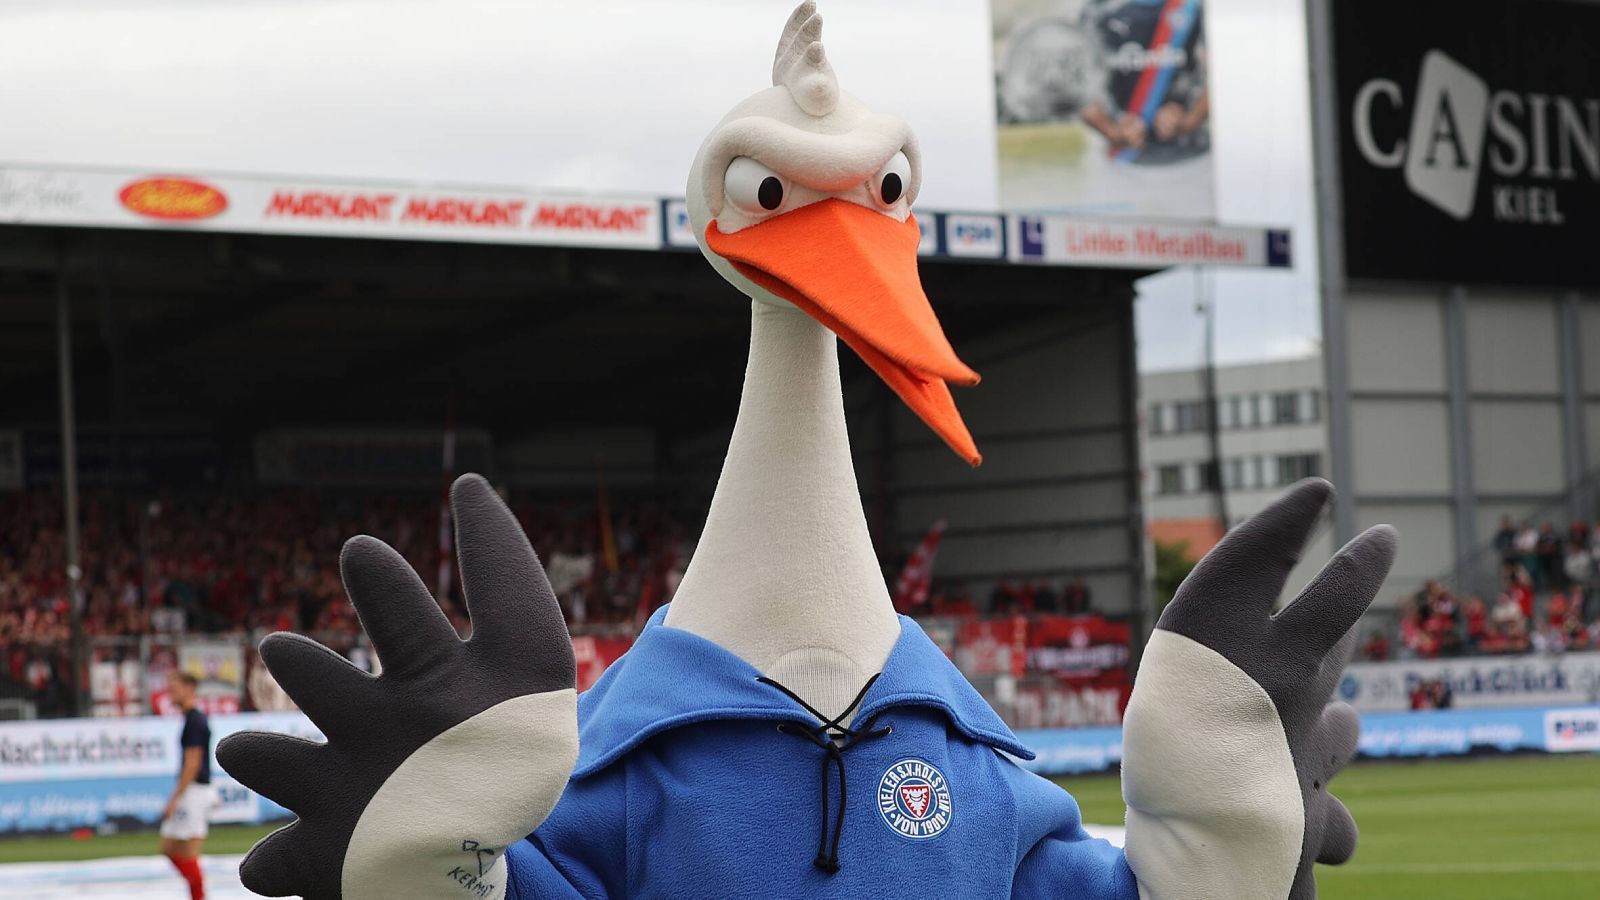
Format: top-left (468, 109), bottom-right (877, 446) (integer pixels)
top-left (0, 823), bottom-right (276, 865)
top-left (1056, 753), bottom-right (1600, 900)
top-left (1, 754), bottom-right (1596, 899)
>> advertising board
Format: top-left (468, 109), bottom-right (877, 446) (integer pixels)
top-left (1331, 0), bottom-right (1600, 285)
top-left (0, 712), bottom-right (320, 835)
top-left (1339, 652), bottom-right (1600, 712)
top-left (1, 164), bottom-right (1289, 271)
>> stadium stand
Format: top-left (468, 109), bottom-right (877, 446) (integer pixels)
top-left (2, 489), bottom-right (1134, 722)
top-left (0, 490), bottom-right (690, 716)
top-left (6, 487), bottom-right (1593, 720)
top-left (1361, 516), bottom-right (1600, 664)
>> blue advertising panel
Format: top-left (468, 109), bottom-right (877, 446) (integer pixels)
top-left (13, 705), bottom-right (1591, 832)
top-left (1015, 704), bottom-right (1600, 777)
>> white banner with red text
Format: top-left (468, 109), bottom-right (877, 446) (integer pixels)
top-left (0, 165), bottom-right (1289, 269)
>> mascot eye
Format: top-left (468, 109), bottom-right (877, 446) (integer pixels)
top-left (869, 151), bottom-right (911, 208)
top-left (725, 157), bottom-right (787, 213)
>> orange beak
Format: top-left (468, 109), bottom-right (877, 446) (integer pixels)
top-left (707, 198), bottom-right (981, 466)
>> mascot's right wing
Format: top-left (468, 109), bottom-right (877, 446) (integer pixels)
top-left (217, 474), bottom-right (579, 900)
top-left (1120, 478), bottom-right (1395, 900)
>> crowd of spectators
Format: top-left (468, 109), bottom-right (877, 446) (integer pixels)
top-left (4, 483), bottom-right (1118, 716)
top-left (905, 578), bottom-right (1094, 618)
top-left (0, 489), bottom-right (692, 714)
top-left (1361, 516), bottom-right (1600, 661)
top-left (14, 489), bottom-right (1594, 718)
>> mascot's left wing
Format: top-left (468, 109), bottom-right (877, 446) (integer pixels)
top-left (1118, 478), bottom-right (1395, 900)
top-left (217, 475), bottom-right (581, 900)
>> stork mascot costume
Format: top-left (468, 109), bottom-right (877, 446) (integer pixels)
top-left (218, 5), bottom-right (1397, 898)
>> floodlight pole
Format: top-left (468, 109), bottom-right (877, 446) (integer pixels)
top-left (56, 241), bottom-right (88, 717)
top-left (1198, 272), bottom-right (1229, 532)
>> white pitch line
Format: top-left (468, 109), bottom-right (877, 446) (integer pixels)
top-left (0, 854), bottom-right (253, 898)
top-left (1082, 823), bottom-right (1127, 846)
top-left (1331, 860), bottom-right (1600, 875)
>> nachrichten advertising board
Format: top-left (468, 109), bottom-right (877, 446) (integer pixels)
top-left (0, 712), bottom-right (319, 835)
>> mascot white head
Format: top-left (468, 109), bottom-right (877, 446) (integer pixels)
top-left (685, 1), bottom-right (981, 464)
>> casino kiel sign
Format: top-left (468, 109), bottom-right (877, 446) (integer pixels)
top-left (1330, 0), bottom-right (1600, 287)
top-left (1350, 50), bottom-right (1597, 226)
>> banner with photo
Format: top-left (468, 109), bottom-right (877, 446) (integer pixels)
top-left (993, 0), bottom-right (1215, 218)
top-left (145, 642), bottom-right (245, 717)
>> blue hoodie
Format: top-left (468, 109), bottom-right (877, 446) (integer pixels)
top-left (505, 607), bottom-right (1137, 899)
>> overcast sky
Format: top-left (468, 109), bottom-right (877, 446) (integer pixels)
top-left (0, 0), bottom-right (1320, 372)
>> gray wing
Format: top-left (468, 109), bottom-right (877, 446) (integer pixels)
top-left (217, 474), bottom-right (575, 899)
top-left (1155, 478), bottom-right (1395, 899)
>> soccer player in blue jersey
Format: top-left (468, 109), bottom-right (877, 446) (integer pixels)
top-left (160, 672), bottom-right (211, 900)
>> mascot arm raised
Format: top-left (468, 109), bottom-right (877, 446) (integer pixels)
top-left (217, 474), bottom-right (580, 900)
top-left (1115, 477), bottom-right (1396, 900)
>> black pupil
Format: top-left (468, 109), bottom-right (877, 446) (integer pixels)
top-left (881, 172), bottom-right (903, 204)
top-left (758, 176), bottom-right (783, 210)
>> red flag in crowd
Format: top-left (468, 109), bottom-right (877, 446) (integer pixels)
top-left (893, 519), bottom-right (947, 611)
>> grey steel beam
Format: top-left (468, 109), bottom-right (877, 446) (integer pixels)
top-left (1305, 0), bottom-right (1355, 543)
top-left (1443, 286), bottom-right (1479, 592)
top-left (1559, 292), bottom-right (1589, 521)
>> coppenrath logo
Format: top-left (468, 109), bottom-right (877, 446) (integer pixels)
top-left (1351, 49), bottom-right (1599, 223)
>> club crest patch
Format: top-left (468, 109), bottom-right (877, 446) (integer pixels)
top-left (877, 758), bottom-right (952, 839)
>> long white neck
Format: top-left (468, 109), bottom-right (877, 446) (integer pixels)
top-left (664, 301), bottom-right (900, 718)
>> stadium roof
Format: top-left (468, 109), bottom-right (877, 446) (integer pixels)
top-left (0, 224), bottom-right (1142, 443)
top-left (0, 166), bottom-right (1291, 446)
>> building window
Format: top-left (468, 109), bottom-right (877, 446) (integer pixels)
top-left (1252, 455), bottom-right (1265, 488)
top-left (1148, 402), bottom-right (1166, 435)
top-left (1276, 453), bottom-right (1321, 485)
top-left (1174, 400), bottom-right (1210, 433)
top-left (1226, 395), bottom-right (1242, 430)
top-left (1272, 392), bottom-right (1301, 425)
top-left (1304, 390), bottom-right (1321, 423)
top-left (1197, 460), bottom-right (1221, 492)
top-left (1157, 464), bottom-right (1184, 495)
top-left (1226, 457), bottom-right (1246, 489)
top-left (1247, 394), bottom-right (1263, 427)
